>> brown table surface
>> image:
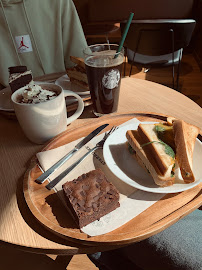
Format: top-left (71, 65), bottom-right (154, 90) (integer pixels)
top-left (0, 75), bottom-right (201, 257)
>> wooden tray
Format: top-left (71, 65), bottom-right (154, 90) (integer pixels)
top-left (23, 112), bottom-right (202, 246)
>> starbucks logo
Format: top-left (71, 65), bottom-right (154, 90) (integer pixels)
top-left (102, 69), bottom-right (120, 89)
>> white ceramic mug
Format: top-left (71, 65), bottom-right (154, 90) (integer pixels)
top-left (11, 83), bottom-right (84, 144)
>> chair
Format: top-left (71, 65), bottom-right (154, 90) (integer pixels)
top-left (120, 19), bottom-right (196, 90)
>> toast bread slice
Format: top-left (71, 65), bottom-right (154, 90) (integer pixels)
top-left (70, 56), bottom-right (86, 69)
top-left (66, 67), bottom-right (88, 84)
top-left (173, 120), bottom-right (199, 183)
top-left (126, 130), bottom-right (175, 187)
top-left (66, 57), bottom-right (89, 90)
top-left (138, 124), bottom-right (175, 176)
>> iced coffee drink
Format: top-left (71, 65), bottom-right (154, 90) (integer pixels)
top-left (83, 44), bottom-right (124, 116)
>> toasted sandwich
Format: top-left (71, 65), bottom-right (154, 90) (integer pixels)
top-left (66, 56), bottom-right (89, 90)
top-left (173, 120), bottom-right (199, 183)
top-left (126, 119), bottom-right (199, 187)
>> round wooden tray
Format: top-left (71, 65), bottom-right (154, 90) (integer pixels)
top-left (23, 112), bottom-right (202, 246)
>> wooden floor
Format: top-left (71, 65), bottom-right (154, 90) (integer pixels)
top-left (126, 52), bottom-right (202, 108)
top-left (1, 53), bottom-right (201, 270)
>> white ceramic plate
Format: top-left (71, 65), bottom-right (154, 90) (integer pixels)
top-left (55, 74), bottom-right (90, 96)
top-left (103, 123), bottom-right (202, 193)
top-left (0, 87), bottom-right (13, 111)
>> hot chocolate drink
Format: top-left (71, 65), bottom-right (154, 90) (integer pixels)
top-left (17, 83), bottom-right (58, 104)
top-left (11, 83), bottom-right (84, 144)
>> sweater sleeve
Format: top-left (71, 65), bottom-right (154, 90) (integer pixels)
top-left (61, 0), bottom-right (88, 68)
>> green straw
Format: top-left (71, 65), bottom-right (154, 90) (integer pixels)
top-left (114, 12), bottom-right (134, 58)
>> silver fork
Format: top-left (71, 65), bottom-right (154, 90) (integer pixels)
top-left (45, 126), bottom-right (118, 190)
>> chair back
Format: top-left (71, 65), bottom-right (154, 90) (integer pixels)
top-left (120, 19), bottom-right (196, 56)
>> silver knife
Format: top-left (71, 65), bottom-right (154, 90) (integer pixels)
top-left (35, 123), bottom-right (109, 184)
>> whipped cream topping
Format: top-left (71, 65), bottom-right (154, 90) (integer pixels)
top-left (20, 83), bottom-right (57, 104)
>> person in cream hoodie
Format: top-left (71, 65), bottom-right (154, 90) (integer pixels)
top-left (0, 0), bottom-right (88, 88)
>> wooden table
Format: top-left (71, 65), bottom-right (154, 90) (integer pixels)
top-left (0, 77), bottom-right (201, 267)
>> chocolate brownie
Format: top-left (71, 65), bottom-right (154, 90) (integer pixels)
top-left (8, 66), bottom-right (33, 93)
top-left (62, 169), bottom-right (120, 228)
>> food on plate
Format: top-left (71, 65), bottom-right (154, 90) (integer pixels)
top-left (126, 119), bottom-right (199, 187)
top-left (70, 56), bottom-right (86, 69)
top-left (8, 66), bottom-right (33, 93)
top-left (167, 116), bottom-right (176, 126)
top-left (66, 56), bottom-right (89, 90)
top-left (127, 123), bottom-right (175, 187)
top-left (173, 120), bottom-right (199, 183)
top-left (62, 168), bottom-right (120, 228)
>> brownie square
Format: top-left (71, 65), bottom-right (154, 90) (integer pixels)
top-left (62, 169), bottom-right (120, 228)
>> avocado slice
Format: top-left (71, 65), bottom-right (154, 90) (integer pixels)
top-left (155, 123), bottom-right (175, 150)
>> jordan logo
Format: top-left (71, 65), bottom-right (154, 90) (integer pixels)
top-left (18, 37), bottom-right (29, 49)
top-left (15, 35), bottom-right (33, 53)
